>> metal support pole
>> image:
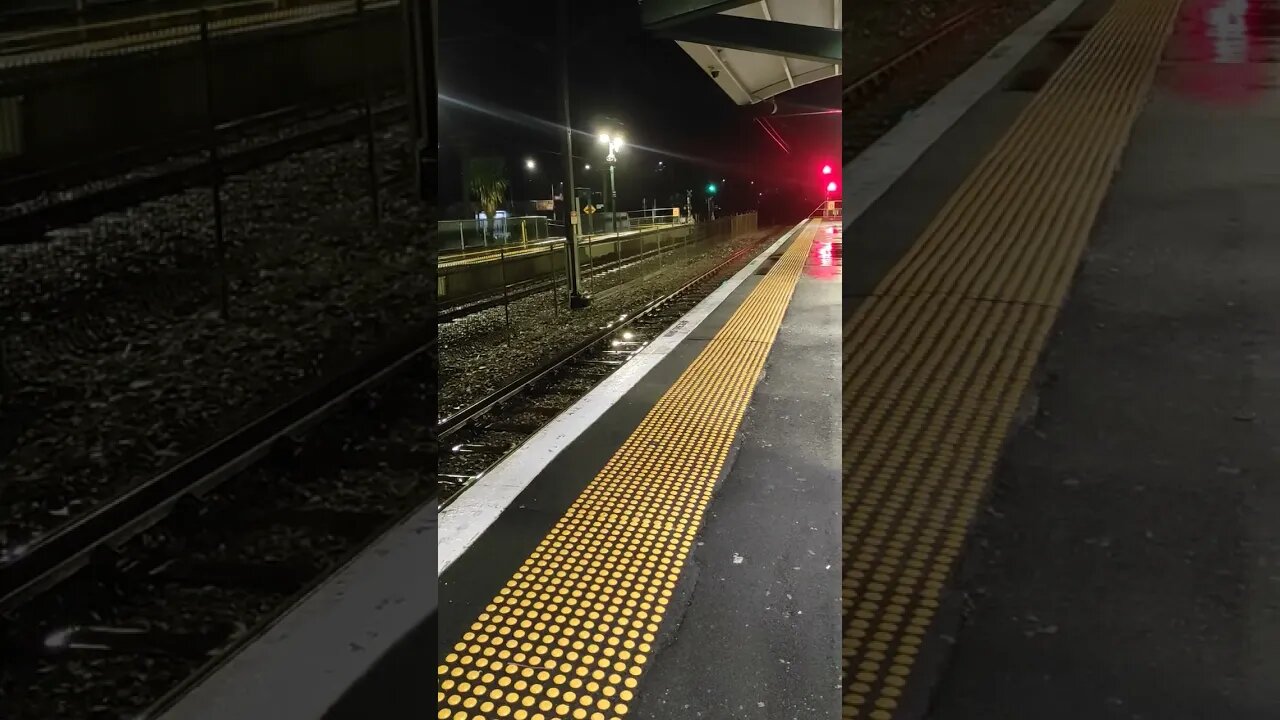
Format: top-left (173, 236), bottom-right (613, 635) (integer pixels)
top-left (551, 239), bottom-right (561, 316)
top-left (403, 0), bottom-right (437, 206)
top-left (498, 242), bottom-right (511, 331)
top-left (557, 0), bottom-right (589, 309)
top-left (609, 163), bottom-right (620, 267)
top-left (609, 164), bottom-right (618, 238)
top-left (356, 0), bottom-right (381, 226)
top-left (200, 12), bottom-right (229, 322)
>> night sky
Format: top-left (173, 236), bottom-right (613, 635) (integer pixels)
top-left (438, 0), bottom-right (840, 222)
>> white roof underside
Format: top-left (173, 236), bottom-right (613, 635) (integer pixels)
top-left (676, 0), bottom-right (841, 106)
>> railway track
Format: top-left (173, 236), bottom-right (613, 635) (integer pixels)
top-left (0, 324), bottom-right (435, 719)
top-left (437, 226), bottom-right (784, 504)
top-left (843, 3), bottom-right (992, 101)
top-left (0, 96), bottom-right (409, 244)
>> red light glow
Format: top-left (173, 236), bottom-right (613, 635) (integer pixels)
top-left (826, 181), bottom-right (837, 193)
top-left (818, 242), bottom-right (833, 266)
top-left (821, 165), bottom-right (832, 175)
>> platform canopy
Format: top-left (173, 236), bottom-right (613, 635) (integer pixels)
top-left (643, 0), bottom-right (841, 106)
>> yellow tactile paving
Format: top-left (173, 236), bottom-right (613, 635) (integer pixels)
top-left (438, 220), bottom-right (821, 720)
top-left (439, 244), bottom-right (551, 270)
top-left (841, 0), bottom-right (1181, 717)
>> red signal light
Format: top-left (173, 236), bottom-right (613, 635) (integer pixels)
top-left (821, 164), bottom-right (832, 175)
top-left (826, 181), bottom-right (837, 193)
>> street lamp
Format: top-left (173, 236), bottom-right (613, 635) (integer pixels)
top-left (513, 157), bottom-right (537, 206)
top-left (598, 131), bottom-right (626, 235)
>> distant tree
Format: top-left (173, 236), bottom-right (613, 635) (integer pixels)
top-left (467, 157), bottom-right (508, 241)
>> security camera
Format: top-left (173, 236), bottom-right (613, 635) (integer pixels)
top-left (707, 66), bottom-right (720, 79)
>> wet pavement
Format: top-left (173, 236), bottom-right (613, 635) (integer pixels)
top-left (1165, 0), bottom-right (1280, 104)
top-left (632, 229), bottom-right (842, 720)
top-left (924, 2), bottom-right (1280, 716)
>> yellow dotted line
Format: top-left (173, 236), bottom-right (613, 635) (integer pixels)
top-left (841, 0), bottom-right (1182, 716)
top-left (439, 220), bottom-right (821, 720)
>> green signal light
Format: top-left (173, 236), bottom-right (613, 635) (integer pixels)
top-left (706, 184), bottom-right (717, 194)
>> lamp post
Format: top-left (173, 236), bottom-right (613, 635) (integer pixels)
top-left (556, 0), bottom-right (588, 309)
top-left (598, 131), bottom-right (624, 236)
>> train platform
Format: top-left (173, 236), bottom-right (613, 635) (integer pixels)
top-left (842, 0), bottom-right (1280, 717)
top-left (437, 214), bottom-right (843, 719)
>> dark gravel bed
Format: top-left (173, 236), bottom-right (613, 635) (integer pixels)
top-left (847, 0), bottom-right (969, 78)
top-left (0, 348), bottom-right (433, 720)
top-left (845, 0), bottom-right (1055, 163)
top-left (0, 122), bottom-right (431, 554)
top-left (438, 225), bottom-right (775, 417)
top-left (1, 583), bottom-right (283, 720)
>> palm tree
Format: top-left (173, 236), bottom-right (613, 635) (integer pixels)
top-left (468, 157), bottom-right (508, 242)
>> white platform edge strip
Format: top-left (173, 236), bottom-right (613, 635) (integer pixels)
top-left (843, 0), bottom-right (1084, 227)
top-left (437, 218), bottom-right (810, 576)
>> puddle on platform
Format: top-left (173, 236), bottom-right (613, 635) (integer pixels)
top-left (1165, 0), bottom-right (1280, 104)
top-left (805, 227), bottom-right (842, 281)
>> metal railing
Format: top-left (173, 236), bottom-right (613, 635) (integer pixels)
top-left (438, 212), bottom-right (759, 314)
top-left (0, 0), bottom-right (399, 70)
top-left (440, 204), bottom-right (701, 252)
top-left (626, 206), bottom-right (685, 228)
top-left (437, 206), bottom-right (693, 253)
top-left (819, 198), bottom-right (842, 222)
top-left (437, 215), bottom-right (552, 252)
